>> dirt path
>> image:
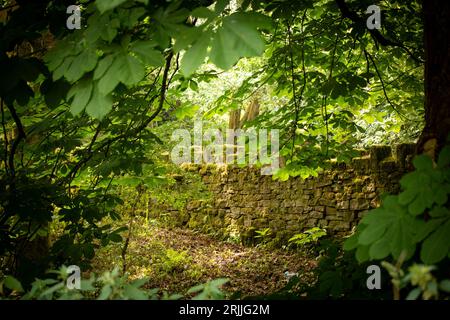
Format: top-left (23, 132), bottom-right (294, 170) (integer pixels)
top-left (93, 219), bottom-right (317, 297)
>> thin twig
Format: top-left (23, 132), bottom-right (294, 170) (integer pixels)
top-left (365, 50), bottom-right (412, 121)
top-left (1, 99), bottom-right (9, 174)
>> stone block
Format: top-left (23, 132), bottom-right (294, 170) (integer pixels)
top-left (350, 198), bottom-right (370, 210)
top-left (336, 200), bottom-right (349, 210)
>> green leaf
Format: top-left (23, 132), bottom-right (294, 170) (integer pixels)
top-left (420, 219), bottom-right (450, 264)
top-left (355, 196), bottom-right (417, 261)
top-left (385, 214), bottom-right (416, 260)
top-left (209, 13), bottom-right (267, 70)
top-left (226, 12), bottom-right (272, 30)
top-left (369, 237), bottom-right (391, 260)
top-left (400, 169), bottom-right (439, 216)
top-left (414, 218), bottom-right (444, 242)
top-left (80, 50), bottom-right (99, 73)
top-left (65, 50), bottom-right (99, 82)
top-left (209, 278), bottom-right (229, 288)
top-left (223, 14), bottom-right (266, 57)
top-left (4, 275), bottom-right (24, 292)
top-left (40, 282), bottom-right (64, 297)
top-left (131, 41), bottom-right (165, 67)
top-left (408, 195), bottom-right (429, 216)
top-left (412, 155), bottom-right (433, 171)
top-left (209, 26), bottom-right (239, 70)
top-left (101, 19), bottom-right (120, 42)
top-left (358, 222), bottom-right (387, 245)
top-left (53, 57), bottom-right (74, 81)
top-left (85, 86), bottom-right (113, 119)
top-left (98, 285), bottom-right (112, 300)
top-left (67, 79), bottom-right (93, 115)
top-left (398, 189), bottom-right (416, 206)
top-left (96, 0), bottom-right (127, 13)
top-left (191, 7), bottom-right (216, 19)
top-left (429, 206), bottom-right (450, 218)
top-left (174, 105), bottom-right (199, 120)
top-left (187, 284), bottom-right (205, 294)
top-left (98, 61), bottom-right (121, 94)
top-left (406, 287), bottom-right (421, 300)
top-left (123, 285), bottom-right (148, 300)
top-left (355, 245), bottom-right (370, 263)
top-left (109, 233), bottom-right (123, 242)
top-left (98, 53), bottom-right (145, 94)
top-left (343, 233), bottom-right (358, 251)
top-left (173, 27), bottom-right (201, 53)
top-left (94, 55), bottom-right (115, 80)
top-left (130, 277), bottom-right (149, 288)
top-left (439, 279), bottom-right (450, 293)
top-left (437, 146), bottom-right (450, 168)
top-left (181, 31), bottom-right (211, 77)
top-left (214, 0), bottom-right (230, 13)
top-left (117, 54), bottom-right (145, 86)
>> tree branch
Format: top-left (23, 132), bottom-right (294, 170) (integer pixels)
top-left (1, 100), bottom-right (9, 174)
top-left (62, 51), bottom-right (174, 184)
top-left (6, 103), bottom-right (26, 177)
top-left (365, 50), bottom-right (412, 121)
top-left (335, 0), bottom-right (423, 64)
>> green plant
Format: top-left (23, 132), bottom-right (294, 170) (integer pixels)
top-left (302, 240), bottom-right (390, 299)
top-left (0, 266), bottom-right (228, 300)
top-left (158, 248), bottom-right (191, 274)
top-left (382, 261), bottom-right (450, 300)
top-left (254, 227), bottom-right (272, 247)
top-left (345, 145), bottom-right (450, 264)
top-left (288, 227), bottom-right (327, 248)
top-left (187, 278), bottom-right (229, 300)
top-left (343, 141), bottom-right (450, 299)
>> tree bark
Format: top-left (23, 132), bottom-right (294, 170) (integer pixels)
top-left (417, 0), bottom-right (450, 158)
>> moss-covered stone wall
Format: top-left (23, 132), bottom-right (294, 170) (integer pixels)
top-left (150, 144), bottom-right (415, 245)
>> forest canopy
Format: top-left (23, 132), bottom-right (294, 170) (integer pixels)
top-left (0, 0), bottom-right (449, 302)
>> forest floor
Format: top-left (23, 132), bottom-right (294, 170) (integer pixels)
top-left (92, 217), bottom-right (318, 297)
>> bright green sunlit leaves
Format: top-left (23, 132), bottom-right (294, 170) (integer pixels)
top-left (209, 12), bottom-right (271, 70)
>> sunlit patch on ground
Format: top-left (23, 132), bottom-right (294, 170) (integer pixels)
top-left (91, 217), bottom-right (317, 297)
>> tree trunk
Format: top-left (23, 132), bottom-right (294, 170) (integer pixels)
top-left (417, 0), bottom-right (450, 158)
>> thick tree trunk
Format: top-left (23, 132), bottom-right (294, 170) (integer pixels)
top-left (417, 0), bottom-right (450, 158)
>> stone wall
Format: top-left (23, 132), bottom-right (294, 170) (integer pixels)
top-left (150, 144), bottom-right (415, 245)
